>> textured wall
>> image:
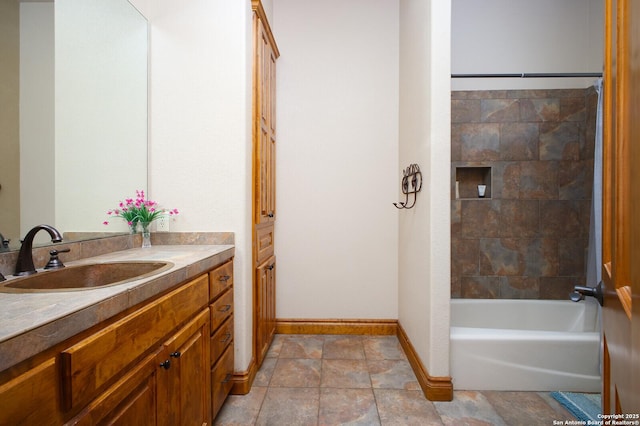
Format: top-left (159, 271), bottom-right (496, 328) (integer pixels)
top-left (451, 88), bottom-right (597, 299)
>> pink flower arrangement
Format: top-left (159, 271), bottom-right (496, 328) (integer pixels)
top-left (104, 190), bottom-right (179, 229)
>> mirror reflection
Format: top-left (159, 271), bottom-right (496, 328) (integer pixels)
top-left (0, 0), bottom-right (148, 251)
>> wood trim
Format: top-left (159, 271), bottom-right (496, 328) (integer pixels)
top-left (251, 0), bottom-right (280, 58)
top-left (230, 359), bottom-right (257, 395)
top-left (397, 322), bottom-right (453, 402)
top-left (276, 319), bottom-right (397, 335)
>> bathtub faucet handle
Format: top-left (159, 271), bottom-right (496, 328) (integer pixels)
top-left (571, 282), bottom-right (603, 306)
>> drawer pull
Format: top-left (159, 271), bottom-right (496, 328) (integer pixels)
top-left (170, 351), bottom-right (181, 358)
top-left (267, 264), bottom-right (274, 270)
top-left (218, 275), bottom-right (230, 282)
top-left (159, 359), bottom-right (171, 370)
top-left (221, 373), bottom-right (232, 384)
top-left (219, 304), bottom-right (231, 313)
top-left (221, 332), bottom-right (232, 343)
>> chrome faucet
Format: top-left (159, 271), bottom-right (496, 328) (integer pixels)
top-left (14, 225), bottom-right (63, 276)
top-left (0, 232), bottom-right (9, 251)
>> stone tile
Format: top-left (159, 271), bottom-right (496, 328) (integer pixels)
top-left (279, 335), bottom-right (324, 359)
top-left (433, 391), bottom-right (508, 426)
top-left (520, 98), bottom-right (560, 122)
top-left (538, 238), bottom-right (560, 277)
top-left (482, 391), bottom-right (567, 425)
top-left (368, 359), bottom-right (420, 390)
top-left (539, 276), bottom-right (580, 299)
top-left (460, 276), bottom-right (502, 298)
top-left (520, 161), bottom-right (558, 199)
top-left (255, 387), bottom-right (319, 426)
top-left (363, 336), bottom-right (406, 360)
top-left (319, 388), bottom-right (380, 426)
top-left (269, 359), bottom-right (321, 388)
top-left (451, 200), bottom-right (462, 236)
top-left (458, 123), bottom-right (501, 161)
top-left (499, 276), bottom-right (539, 299)
top-left (451, 125), bottom-right (463, 161)
top-left (322, 335), bottom-right (365, 360)
top-left (266, 334), bottom-right (285, 358)
top-left (480, 99), bottom-right (520, 122)
top-left (452, 99), bottom-right (481, 123)
top-left (451, 275), bottom-right (462, 298)
top-left (499, 123), bottom-right (539, 160)
top-left (540, 122), bottom-right (581, 160)
top-left (558, 160), bottom-right (593, 200)
top-left (321, 359), bottom-right (371, 389)
top-left (451, 238), bottom-right (480, 276)
top-left (558, 238), bottom-right (588, 277)
top-left (214, 387), bottom-right (267, 426)
top-left (375, 389), bottom-right (443, 425)
top-left (491, 162), bottom-right (520, 199)
top-left (460, 200), bottom-right (501, 238)
top-left (498, 200), bottom-right (539, 238)
top-left (253, 357), bottom-right (277, 387)
top-left (559, 97), bottom-right (586, 122)
top-left (539, 200), bottom-right (585, 238)
top-left (479, 238), bottom-right (526, 276)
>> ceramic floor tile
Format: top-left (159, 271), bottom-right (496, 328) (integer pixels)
top-left (318, 388), bottom-right (380, 426)
top-left (482, 391), bottom-right (568, 425)
top-left (363, 335), bottom-right (406, 360)
top-left (213, 387), bottom-right (267, 426)
top-left (433, 391), bottom-right (508, 426)
top-left (368, 359), bottom-right (420, 390)
top-left (322, 335), bottom-right (365, 359)
top-left (374, 389), bottom-right (443, 426)
top-left (255, 387), bottom-right (320, 426)
top-left (320, 359), bottom-right (371, 389)
top-left (269, 358), bottom-right (321, 387)
top-left (265, 334), bottom-right (285, 358)
top-left (253, 357), bottom-right (277, 387)
top-left (279, 335), bottom-right (324, 359)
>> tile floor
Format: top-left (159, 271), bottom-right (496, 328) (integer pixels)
top-left (214, 334), bottom-right (576, 425)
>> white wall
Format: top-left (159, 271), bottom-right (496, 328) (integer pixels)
top-left (398, 0), bottom-right (451, 377)
top-left (143, 0), bottom-right (254, 371)
top-left (273, 0), bottom-right (399, 319)
top-left (452, 0), bottom-right (604, 90)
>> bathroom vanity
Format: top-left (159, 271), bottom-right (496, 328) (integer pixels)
top-left (0, 244), bottom-right (234, 424)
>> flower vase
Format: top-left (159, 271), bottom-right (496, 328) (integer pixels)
top-left (129, 220), bottom-right (139, 234)
top-left (140, 222), bottom-right (152, 248)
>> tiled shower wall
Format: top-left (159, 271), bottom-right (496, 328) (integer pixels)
top-left (451, 88), bottom-right (597, 299)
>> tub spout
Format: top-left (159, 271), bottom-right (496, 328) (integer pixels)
top-left (570, 282), bottom-right (603, 306)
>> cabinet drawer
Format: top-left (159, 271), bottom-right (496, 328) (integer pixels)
top-left (211, 343), bottom-right (234, 419)
top-left (210, 315), bottom-right (233, 365)
top-left (210, 288), bottom-right (233, 332)
top-left (209, 260), bottom-right (233, 300)
top-left (60, 274), bottom-right (209, 411)
top-left (255, 224), bottom-right (274, 265)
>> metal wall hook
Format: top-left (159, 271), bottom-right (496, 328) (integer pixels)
top-left (394, 164), bottom-right (422, 209)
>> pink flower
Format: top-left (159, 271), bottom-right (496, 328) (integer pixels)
top-left (103, 221), bottom-right (109, 225)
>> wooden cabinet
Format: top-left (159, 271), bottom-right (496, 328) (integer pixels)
top-left (0, 258), bottom-right (234, 425)
top-left (252, 0), bottom-right (279, 375)
top-left (209, 260), bottom-right (234, 420)
top-left (255, 256), bottom-right (276, 366)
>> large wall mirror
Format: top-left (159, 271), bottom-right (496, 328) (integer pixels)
top-left (0, 0), bottom-right (148, 250)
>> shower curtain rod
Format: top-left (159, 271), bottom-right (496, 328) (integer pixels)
top-left (451, 72), bottom-right (602, 78)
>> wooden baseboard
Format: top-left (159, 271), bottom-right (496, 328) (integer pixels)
top-left (230, 358), bottom-right (257, 395)
top-left (276, 318), bottom-right (397, 335)
top-left (397, 322), bottom-right (453, 401)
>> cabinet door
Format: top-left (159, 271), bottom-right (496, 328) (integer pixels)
top-left (0, 358), bottom-right (64, 425)
top-left (157, 309), bottom-right (211, 426)
top-left (67, 350), bottom-right (160, 426)
top-left (254, 256), bottom-right (276, 366)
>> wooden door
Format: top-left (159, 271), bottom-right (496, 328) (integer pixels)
top-left (254, 256), bottom-right (276, 367)
top-left (602, 0), bottom-right (640, 414)
top-left (158, 309), bottom-right (211, 426)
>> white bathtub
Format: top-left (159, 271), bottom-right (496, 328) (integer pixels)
top-left (450, 299), bottom-right (601, 392)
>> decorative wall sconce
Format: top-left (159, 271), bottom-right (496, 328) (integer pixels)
top-left (393, 164), bottom-right (422, 209)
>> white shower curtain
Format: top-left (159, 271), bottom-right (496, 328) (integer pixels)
top-left (586, 78), bottom-right (603, 288)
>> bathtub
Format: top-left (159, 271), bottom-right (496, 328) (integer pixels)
top-left (450, 299), bottom-right (601, 392)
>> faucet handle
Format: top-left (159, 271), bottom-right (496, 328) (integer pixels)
top-left (44, 248), bottom-right (71, 270)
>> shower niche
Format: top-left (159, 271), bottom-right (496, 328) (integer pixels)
top-left (455, 166), bottom-right (492, 199)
